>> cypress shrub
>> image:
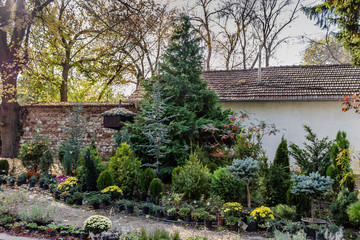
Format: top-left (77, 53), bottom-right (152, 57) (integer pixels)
top-left (141, 168), bottom-right (155, 191)
top-left (273, 136), bottom-right (290, 173)
top-left (331, 189), bottom-right (358, 227)
top-left (97, 170), bottom-right (114, 191)
top-left (149, 178), bottom-right (164, 203)
top-left (83, 148), bottom-right (98, 191)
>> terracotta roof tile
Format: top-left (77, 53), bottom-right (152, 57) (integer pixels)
top-left (128, 64), bottom-right (360, 102)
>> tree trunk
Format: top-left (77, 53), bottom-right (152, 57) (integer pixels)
top-left (60, 62), bottom-right (70, 102)
top-left (246, 180), bottom-right (251, 210)
top-left (311, 196), bottom-right (315, 221)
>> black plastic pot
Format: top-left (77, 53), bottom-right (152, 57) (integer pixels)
top-left (80, 233), bottom-right (89, 240)
top-left (167, 215), bottom-right (176, 221)
top-left (9, 182), bottom-right (14, 187)
top-left (126, 206), bottom-right (134, 214)
top-left (316, 232), bottom-right (325, 240)
top-left (117, 204), bottom-right (125, 212)
top-left (302, 219), bottom-right (326, 239)
top-left (204, 220), bottom-right (212, 229)
top-left (43, 184), bottom-right (49, 190)
top-left (72, 233), bottom-right (80, 238)
top-left (54, 193), bottom-right (61, 200)
top-left (184, 214), bottom-right (192, 223)
top-left (76, 199), bottom-right (83, 206)
top-left (142, 207), bottom-right (150, 215)
top-left (157, 211), bottom-right (164, 218)
top-left (48, 230), bottom-right (57, 237)
top-left (247, 222), bottom-right (257, 232)
top-left (228, 223), bottom-right (238, 232)
top-left (93, 203), bottom-right (100, 209)
top-left (39, 182), bottom-right (44, 188)
top-left (29, 182), bottom-right (35, 187)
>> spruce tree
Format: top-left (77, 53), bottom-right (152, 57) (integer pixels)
top-left (129, 15), bottom-right (227, 177)
top-left (273, 136), bottom-right (290, 173)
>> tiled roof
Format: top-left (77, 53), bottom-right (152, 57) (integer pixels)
top-left (203, 64), bottom-right (360, 102)
top-left (127, 64), bottom-right (360, 102)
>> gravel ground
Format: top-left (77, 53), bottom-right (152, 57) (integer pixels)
top-left (0, 186), bottom-right (271, 240)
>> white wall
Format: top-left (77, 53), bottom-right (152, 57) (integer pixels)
top-left (219, 101), bottom-right (360, 170)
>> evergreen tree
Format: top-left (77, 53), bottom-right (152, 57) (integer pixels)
top-left (84, 148), bottom-right (99, 191)
top-left (304, 1), bottom-right (360, 65)
top-left (128, 15), bottom-right (227, 177)
top-left (273, 136), bottom-right (290, 173)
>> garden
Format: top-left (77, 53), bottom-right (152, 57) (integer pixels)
top-left (0, 15), bottom-right (360, 240)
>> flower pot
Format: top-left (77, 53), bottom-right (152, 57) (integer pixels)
top-left (4, 225), bottom-right (11, 231)
top-left (43, 184), bottom-right (49, 190)
top-left (184, 214), bottom-right (192, 223)
top-left (54, 193), bottom-right (61, 200)
top-left (167, 215), bottom-right (176, 221)
top-left (80, 233), bottom-right (89, 240)
top-left (17, 181), bottom-right (23, 186)
top-left (72, 232), bottom-right (80, 238)
top-left (247, 222), bottom-right (257, 232)
top-left (76, 198), bottom-right (83, 206)
top-left (316, 232), bottom-right (325, 240)
top-left (9, 182), bottom-right (14, 187)
top-left (126, 206), bottom-right (134, 214)
top-left (157, 211), bottom-right (164, 218)
top-left (29, 182), bottom-right (35, 187)
top-left (142, 207), bottom-right (150, 215)
top-left (13, 226), bottom-right (22, 233)
top-left (39, 182), bottom-right (44, 188)
top-left (217, 216), bottom-right (224, 226)
top-left (92, 203), bottom-right (100, 209)
top-left (61, 232), bottom-right (68, 236)
top-left (48, 230), bottom-right (57, 237)
top-left (117, 204), bottom-right (125, 212)
top-left (204, 220), bottom-right (212, 230)
top-left (302, 218), bottom-right (326, 239)
top-left (228, 223), bottom-right (238, 232)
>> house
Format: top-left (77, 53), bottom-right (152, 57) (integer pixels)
top-left (129, 64), bottom-right (360, 166)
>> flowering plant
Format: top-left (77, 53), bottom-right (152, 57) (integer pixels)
top-left (221, 202), bottom-right (243, 218)
top-left (83, 215), bottom-right (112, 234)
top-left (101, 185), bottom-right (123, 199)
top-left (57, 177), bottom-right (78, 191)
top-left (250, 206), bottom-right (274, 226)
top-left (55, 175), bottom-right (69, 183)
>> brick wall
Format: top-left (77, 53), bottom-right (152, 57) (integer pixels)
top-left (19, 102), bottom-right (136, 159)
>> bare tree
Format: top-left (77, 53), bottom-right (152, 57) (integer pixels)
top-left (217, 0), bottom-right (257, 69)
top-left (252, 0), bottom-right (300, 67)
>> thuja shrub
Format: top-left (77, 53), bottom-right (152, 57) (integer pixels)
top-left (172, 151), bottom-right (210, 200)
top-left (149, 178), bottom-right (164, 203)
top-left (141, 168), bottom-right (155, 191)
top-left (210, 167), bottom-right (246, 203)
top-left (97, 170), bottom-right (114, 191)
top-left (347, 201), bottom-right (360, 226)
top-left (109, 143), bottom-right (141, 196)
top-left (331, 189), bottom-right (358, 227)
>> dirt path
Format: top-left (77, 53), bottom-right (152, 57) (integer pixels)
top-left (1, 187), bottom-right (271, 240)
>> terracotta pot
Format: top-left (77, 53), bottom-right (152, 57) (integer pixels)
top-left (217, 216), bottom-right (224, 226)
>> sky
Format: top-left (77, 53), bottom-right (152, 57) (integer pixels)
top-left (171, 0), bottom-right (328, 67)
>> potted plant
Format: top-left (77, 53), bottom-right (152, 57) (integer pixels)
top-left (83, 215), bottom-right (112, 235)
top-left (12, 222), bottom-right (23, 233)
top-left (151, 205), bottom-right (165, 218)
top-left (88, 195), bottom-right (101, 209)
top-left (166, 207), bottom-right (177, 221)
top-left (38, 225), bottom-right (47, 234)
top-left (227, 158), bottom-right (259, 210)
top-left (291, 172), bottom-right (333, 223)
top-left (79, 229), bottom-right (89, 240)
top-left (100, 193), bottom-right (112, 206)
top-left (71, 229), bottom-right (80, 238)
top-left (178, 207), bottom-right (192, 222)
top-left (226, 216), bottom-right (240, 231)
top-left (72, 192), bottom-right (85, 206)
top-left (101, 185), bottom-right (123, 200)
top-left (43, 178), bottom-right (51, 190)
top-left (26, 222), bottom-right (37, 232)
top-left (250, 206), bottom-right (275, 229)
top-left (7, 175), bottom-right (15, 186)
top-left (60, 230), bottom-right (68, 236)
top-left (140, 202), bottom-right (152, 215)
top-left (17, 173), bottom-right (28, 186)
top-left (39, 177), bottom-right (46, 188)
top-left (246, 216), bottom-right (257, 232)
top-left (221, 202), bottom-right (243, 229)
top-left (29, 175), bottom-right (37, 187)
top-left (194, 208), bottom-right (216, 229)
top-left (122, 199), bottom-right (137, 214)
top-left (316, 224), bottom-right (326, 240)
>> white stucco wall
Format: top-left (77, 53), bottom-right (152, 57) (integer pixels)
top-left (219, 101), bottom-right (360, 169)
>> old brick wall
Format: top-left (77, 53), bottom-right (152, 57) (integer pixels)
top-left (19, 102), bottom-right (136, 159)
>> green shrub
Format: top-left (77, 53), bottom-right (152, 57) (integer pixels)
top-left (18, 136), bottom-right (53, 175)
top-left (97, 170), bottom-right (114, 191)
top-left (109, 143), bottom-right (141, 196)
top-left (331, 189), bottom-right (358, 227)
top-left (0, 160), bottom-right (9, 175)
top-left (210, 167), bottom-right (246, 203)
top-left (207, 162), bottom-right (218, 173)
top-left (172, 151), bottom-right (210, 200)
top-left (273, 136), bottom-right (290, 173)
top-left (141, 168), bottom-right (155, 191)
top-left (273, 204), bottom-right (296, 221)
top-left (149, 178), bottom-right (164, 203)
top-left (347, 201), bottom-right (360, 226)
top-left (77, 146), bottom-right (105, 189)
top-left (265, 164), bottom-right (290, 206)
